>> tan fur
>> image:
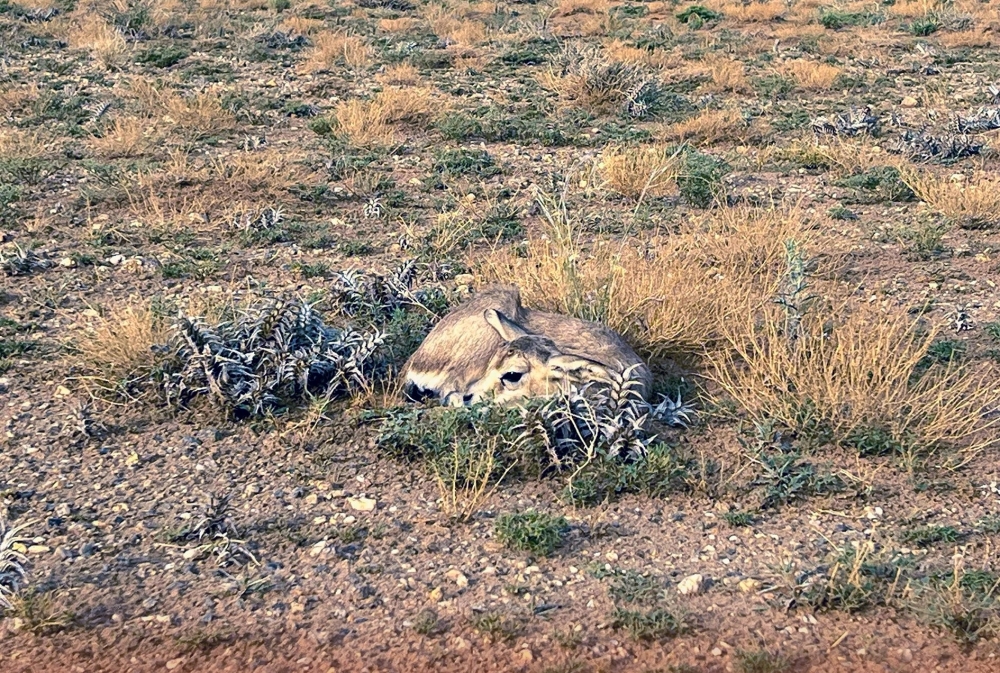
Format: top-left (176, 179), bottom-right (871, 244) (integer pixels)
top-left (403, 285), bottom-right (652, 405)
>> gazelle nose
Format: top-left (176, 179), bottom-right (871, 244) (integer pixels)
top-left (463, 393), bottom-right (474, 405)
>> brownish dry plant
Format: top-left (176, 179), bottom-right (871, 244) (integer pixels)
top-left (73, 303), bottom-right (171, 400)
top-left (599, 144), bottom-right (682, 201)
top-left (481, 198), bottom-right (810, 361)
top-left (710, 301), bottom-right (999, 463)
top-left (333, 87), bottom-right (436, 148)
top-left (902, 169), bottom-right (1000, 230)
top-left (300, 31), bottom-right (374, 73)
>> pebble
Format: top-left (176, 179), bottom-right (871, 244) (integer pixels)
top-left (445, 569), bottom-right (469, 588)
top-left (901, 96), bottom-right (919, 108)
top-left (711, 647), bottom-right (723, 657)
top-left (677, 573), bottom-right (707, 596)
top-left (348, 497), bottom-right (377, 512)
top-left (28, 545), bottom-right (51, 554)
top-left (165, 658), bottom-right (184, 670)
top-left (738, 578), bottom-right (761, 593)
top-left (517, 649), bottom-right (534, 664)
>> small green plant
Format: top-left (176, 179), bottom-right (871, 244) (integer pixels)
top-left (842, 425), bottom-right (907, 458)
top-left (136, 45), bottom-right (189, 68)
top-left (975, 515), bottom-right (1000, 534)
top-left (983, 322), bottom-right (1000, 342)
top-left (899, 220), bottom-right (947, 260)
top-left (607, 570), bottom-right (665, 605)
top-left (471, 611), bottom-right (523, 643)
top-left (734, 649), bottom-right (792, 673)
top-left (611, 606), bottom-right (687, 641)
top-left (677, 149), bottom-right (729, 208)
top-left (494, 510), bottom-right (569, 556)
top-left (722, 510), bottom-right (756, 527)
top-left (835, 166), bottom-right (914, 203)
top-left (754, 74), bottom-right (795, 99)
top-left (908, 16), bottom-right (940, 37)
top-left (433, 148), bottom-right (500, 177)
top-left (900, 525), bottom-right (962, 547)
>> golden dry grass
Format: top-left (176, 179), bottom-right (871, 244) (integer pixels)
top-left (903, 169), bottom-right (1000, 229)
top-left (779, 60), bottom-right (843, 90)
top-left (711, 0), bottom-right (786, 22)
top-left (702, 57), bottom-right (751, 93)
top-left (68, 15), bottom-right (128, 69)
top-left (599, 144), bottom-right (682, 201)
top-left (88, 116), bottom-right (158, 158)
top-left (376, 63), bottom-right (421, 86)
top-left (482, 199), bottom-right (811, 360)
top-left (332, 87), bottom-right (436, 148)
top-left (710, 301), bottom-right (999, 461)
top-left (0, 129), bottom-right (48, 162)
top-left (300, 32), bottom-right (374, 73)
top-left (125, 80), bottom-right (237, 141)
top-left (74, 304), bottom-right (172, 399)
top-left (658, 108), bottom-right (754, 146)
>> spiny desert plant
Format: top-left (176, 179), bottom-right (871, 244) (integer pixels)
top-left (172, 494), bottom-right (257, 567)
top-left (0, 518), bottom-right (30, 610)
top-left (540, 44), bottom-right (660, 117)
top-left (156, 299), bottom-right (384, 418)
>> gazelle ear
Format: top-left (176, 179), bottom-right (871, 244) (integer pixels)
top-left (484, 309), bottom-right (529, 342)
top-left (548, 355), bottom-right (613, 383)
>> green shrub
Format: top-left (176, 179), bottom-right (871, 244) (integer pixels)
top-left (494, 510), bottom-right (569, 556)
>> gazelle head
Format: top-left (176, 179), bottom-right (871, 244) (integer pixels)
top-left (458, 308), bottom-right (613, 406)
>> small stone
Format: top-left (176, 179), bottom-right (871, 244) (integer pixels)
top-left (428, 587), bottom-right (443, 602)
top-left (348, 497), bottom-right (376, 512)
top-left (244, 483), bottom-right (261, 497)
top-left (738, 578), bottom-right (761, 593)
top-left (305, 494), bottom-right (319, 505)
top-left (711, 647), bottom-right (722, 657)
top-left (454, 274), bottom-right (474, 285)
top-left (445, 569), bottom-right (468, 588)
top-left (54, 385), bottom-right (71, 397)
top-left (901, 96), bottom-right (918, 108)
top-left (182, 548), bottom-right (201, 560)
top-left (605, 551), bottom-right (619, 562)
top-left (452, 637), bottom-right (471, 650)
top-left (165, 658), bottom-right (184, 670)
top-left (28, 545), bottom-right (51, 554)
top-left (59, 257), bottom-right (76, 268)
top-left (309, 541), bottom-right (328, 557)
top-left (108, 254), bottom-right (124, 265)
top-left (82, 308), bottom-right (100, 318)
top-left (901, 648), bottom-right (913, 662)
top-left (677, 573), bottom-right (706, 596)
top-left (517, 649), bottom-right (534, 664)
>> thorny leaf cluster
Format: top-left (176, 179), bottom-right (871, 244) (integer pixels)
top-left (955, 107), bottom-right (1000, 134)
top-left (1, 244), bottom-right (51, 276)
top-left (173, 495), bottom-right (257, 568)
top-left (333, 259), bottom-right (449, 323)
top-left (155, 298), bottom-right (384, 418)
top-left (554, 44), bottom-right (662, 118)
top-left (519, 366), bottom-right (693, 466)
top-left (229, 205), bottom-right (284, 235)
top-left (812, 106), bottom-right (880, 137)
top-left (0, 518), bottom-right (30, 610)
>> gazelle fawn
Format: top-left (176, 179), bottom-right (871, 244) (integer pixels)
top-left (403, 285), bottom-right (651, 406)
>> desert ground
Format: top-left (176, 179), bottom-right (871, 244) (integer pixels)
top-left (2, 1), bottom-right (1000, 672)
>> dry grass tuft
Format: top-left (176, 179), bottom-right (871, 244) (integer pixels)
top-left (68, 16), bottom-right (128, 69)
top-left (703, 57), bottom-right (751, 93)
top-left (332, 88), bottom-right (436, 148)
top-left (600, 144), bottom-right (682, 201)
top-left (902, 169), bottom-right (1000, 229)
top-left (88, 116), bottom-right (157, 158)
top-left (482, 196), bottom-right (810, 360)
top-left (300, 32), bottom-right (374, 73)
top-left (710, 301), bottom-right (999, 461)
top-left (658, 108), bottom-right (754, 146)
top-left (126, 80), bottom-right (236, 141)
top-left (74, 303), bottom-right (171, 399)
top-left (377, 63), bottom-right (421, 86)
top-left (779, 60), bottom-right (842, 91)
top-left (715, 0), bottom-right (786, 22)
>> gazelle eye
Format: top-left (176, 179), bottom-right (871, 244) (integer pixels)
top-left (500, 371), bottom-right (524, 388)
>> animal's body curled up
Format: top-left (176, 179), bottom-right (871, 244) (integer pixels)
top-left (403, 285), bottom-right (652, 406)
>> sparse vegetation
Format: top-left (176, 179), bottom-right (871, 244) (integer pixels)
top-left (4, 0), bottom-right (1000, 666)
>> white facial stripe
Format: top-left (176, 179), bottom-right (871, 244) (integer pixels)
top-left (405, 370), bottom-right (451, 395)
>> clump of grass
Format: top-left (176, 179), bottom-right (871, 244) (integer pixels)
top-left (722, 510), bottom-right (756, 527)
top-left (69, 15), bottom-right (128, 69)
top-left (711, 296), bottom-right (998, 463)
top-left (902, 169), bottom-right (1000, 229)
top-left (300, 31), bottom-right (374, 72)
top-left (607, 570), bottom-right (665, 605)
top-left (735, 649), bottom-right (791, 673)
top-left (482, 195), bottom-right (809, 361)
top-left (495, 510), bottom-right (569, 557)
top-left (331, 87), bottom-right (435, 149)
top-left (74, 304), bottom-right (171, 401)
top-left (779, 59), bottom-right (842, 90)
top-left (433, 148), bottom-right (500, 178)
top-left (600, 144), bottom-right (682, 201)
top-left (659, 108), bottom-right (755, 146)
top-left (677, 149), bottom-right (729, 207)
top-left (611, 606), bottom-right (687, 641)
top-left (900, 525), bottom-right (962, 548)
